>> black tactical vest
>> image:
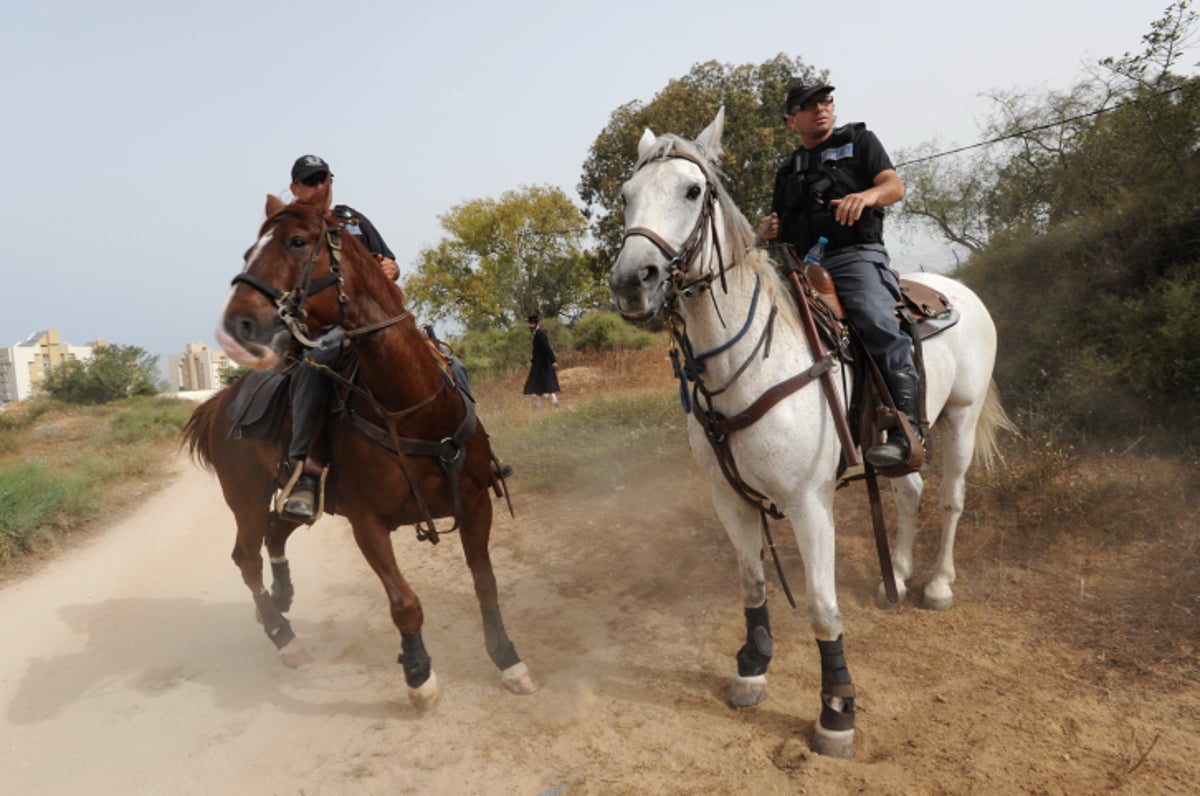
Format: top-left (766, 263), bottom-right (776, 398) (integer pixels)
top-left (775, 123), bottom-right (885, 254)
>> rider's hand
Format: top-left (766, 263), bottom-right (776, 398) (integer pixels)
top-left (831, 192), bottom-right (872, 226)
top-left (758, 212), bottom-right (779, 241)
top-left (376, 255), bottom-right (400, 281)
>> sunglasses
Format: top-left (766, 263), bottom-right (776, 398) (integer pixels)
top-left (300, 172), bottom-right (329, 187)
top-left (789, 96), bottom-right (834, 115)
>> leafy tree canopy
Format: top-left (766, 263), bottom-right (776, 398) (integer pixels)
top-left (404, 185), bottom-right (600, 330)
top-left (41, 343), bottom-right (161, 404)
top-left (579, 54), bottom-right (826, 263)
top-left (894, 1), bottom-right (1200, 250)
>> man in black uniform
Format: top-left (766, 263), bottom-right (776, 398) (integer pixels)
top-left (758, 82), bottom-right (918, 469)
top-left (282, 155), bottom-right (399, 519)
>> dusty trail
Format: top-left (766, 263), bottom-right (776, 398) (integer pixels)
top-left (0, 450), bottom-right (1196, 795)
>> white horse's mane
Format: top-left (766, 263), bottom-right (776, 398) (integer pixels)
top-left (636, 133), bottom-right (802, 334)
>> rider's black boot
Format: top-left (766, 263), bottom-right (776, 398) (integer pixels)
top-left (283, 471), bottom-right (320, 520)
top-left (865, 372), bottom-right (921, 469)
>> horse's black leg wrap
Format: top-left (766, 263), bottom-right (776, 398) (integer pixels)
top-left (481, 606), bottom-right (521, 671)
top-left (736, 603), bottom-right (774, 677)
top-left (253, 591), bottom-right (295, 649)
top-left (270, 560), bottom-right (294, 613)
top-left (398, 633), bottom-right (433, 689)
top-left (817, 635), bottom-right (856, 731)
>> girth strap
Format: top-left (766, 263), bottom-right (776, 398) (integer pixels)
top-left (344, 390), bottom-right (477, 540)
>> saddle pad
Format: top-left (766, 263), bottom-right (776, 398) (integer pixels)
top-left (226, 369), bottom-right (289, 441)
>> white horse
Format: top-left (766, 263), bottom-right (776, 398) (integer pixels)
top-left (608, 108), bottom-right (1012, 758)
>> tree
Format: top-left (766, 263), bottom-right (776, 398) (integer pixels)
top-left (579, 54), bottom-right (826, 262)
top-left (221, 365), bottom-right (251, 386)
top-left (895, 1), bottom-right (1200, 248)
top-left (404, 185), bottom-right (599, 330)
top-left (931, 2), bottom-right (1200, 447)
top-left (41, 343), bottom-right (161, 404)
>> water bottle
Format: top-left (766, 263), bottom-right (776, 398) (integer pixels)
top-left (803, 236), bottom-right (829, 266)
top-left (802, 236), bottom-right (838, 313)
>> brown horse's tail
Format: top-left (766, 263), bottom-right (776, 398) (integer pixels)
top-left (972, 380), bottom-right (1019, 471)
top-left (181, 392), bottom-right (224, 472)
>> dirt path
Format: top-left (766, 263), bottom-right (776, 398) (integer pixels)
top-left (0, 452), bottom-right (1196, 795)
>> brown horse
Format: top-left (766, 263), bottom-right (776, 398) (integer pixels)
top-left (182, 188), bottom-right (535, 710)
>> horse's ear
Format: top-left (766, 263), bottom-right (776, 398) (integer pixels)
top-left (266, 194), bottom-right (285, 216)
top-left (637, 128), bottom-right (657, 160)
top-left (696, 106), bottom-right (726, 163)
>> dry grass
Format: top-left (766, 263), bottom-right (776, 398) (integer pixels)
top-left (0, 397), bottom-right (194, 579)
top-left (3, 340), bottom-right (1197, 685)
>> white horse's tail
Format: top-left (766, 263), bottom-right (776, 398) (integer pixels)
top-left (973, 381), bottom-right (1019, 471)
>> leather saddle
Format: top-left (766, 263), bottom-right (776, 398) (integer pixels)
top-left (786, 255), bottom-right (960, 478)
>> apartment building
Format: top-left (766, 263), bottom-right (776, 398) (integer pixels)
top-left (0, 330), bottom-right (96, 404)
top-left (168, 342), bottom-right (231, 392)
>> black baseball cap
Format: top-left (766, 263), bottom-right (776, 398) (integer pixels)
top-left (291, 154), bottom-right (332, 183)
top-left (785, 81), bottom-right (835, 114)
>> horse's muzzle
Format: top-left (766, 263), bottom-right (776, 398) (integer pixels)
top-left (217, 313), bottom-right (288, 369)
top-left (609, 257), bottom-right (666, 321)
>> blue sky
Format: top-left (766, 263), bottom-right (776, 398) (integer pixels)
top-left (0, 0), bottom-right (1183, 371)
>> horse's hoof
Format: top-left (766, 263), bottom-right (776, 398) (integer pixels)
top-left (922, 592), bottom-right (954, 611)
top-left (876, 581), bottom-right (908, 610)
top-left (408, 670), bottom-right (441, 712)
top-left (728, 674), bottom-right (767, 708)
top-left (500, 662), bottom-right (538, 695)
top-left (811, 725), bottom-right (855, 758)
top-left (280, 641), bottom-right (312, 669)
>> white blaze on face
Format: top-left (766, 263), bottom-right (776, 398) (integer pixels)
top-left (243, 229), bottom-right (274, 272)
top-left (215, 229), bottom-right (278, 368)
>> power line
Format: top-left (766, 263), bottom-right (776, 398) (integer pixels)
top-left (894, 85), bottom-right (1184, 168)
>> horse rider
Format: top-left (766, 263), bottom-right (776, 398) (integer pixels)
top-left (757, 81), bottom-right (919, 469)
top-left (283, 155), bottom-right (400, 519)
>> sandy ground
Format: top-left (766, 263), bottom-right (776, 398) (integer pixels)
top-left (0, 448), bottom-right (1196, 795)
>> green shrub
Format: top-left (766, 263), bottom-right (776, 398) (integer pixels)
top-left (0, 460), bottom-right (96, 551)
top-left (571, 310), bottom-right (656, 352)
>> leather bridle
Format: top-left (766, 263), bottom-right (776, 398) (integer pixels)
top-left (620, 151), bottom-right (729, 298)
top-left (231, 213), bottom-right (408, 347)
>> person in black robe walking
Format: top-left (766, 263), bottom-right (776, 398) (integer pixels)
top-left (522, 314), bottom-right (560, 407)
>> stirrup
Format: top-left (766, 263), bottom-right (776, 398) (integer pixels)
top-left (865, 435), bottom-right (909, 469)
top-left (279, 471), bottom-right (322, 521)
top-left (281, 474), bottom-right (318, 519)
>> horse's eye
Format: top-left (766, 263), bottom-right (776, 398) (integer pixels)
top-left (686, 184), bottom-right (702, 201)
top-left (288, 236), bottom-right (307, 250)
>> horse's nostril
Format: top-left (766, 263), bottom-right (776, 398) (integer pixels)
top-left (234, 315), bottom-right (255, 341)
top-left (639, 265), bottom-right (660, 286)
